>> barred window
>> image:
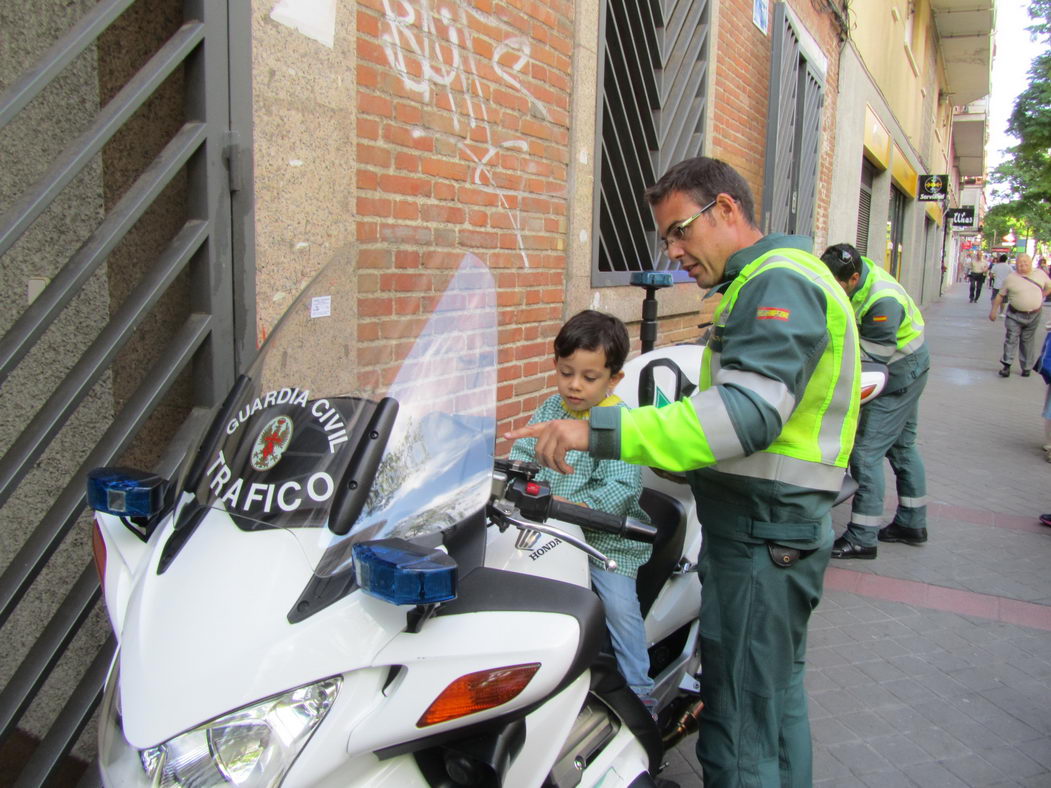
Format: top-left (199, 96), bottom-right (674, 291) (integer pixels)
top-left (593, 0), bottom-right (712, 286)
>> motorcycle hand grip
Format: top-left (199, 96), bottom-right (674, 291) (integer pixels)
top-left (548, 500), bottom-right (657, 543)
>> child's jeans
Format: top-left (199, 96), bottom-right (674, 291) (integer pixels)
top-left (591, 567), bottom-right (652, 696)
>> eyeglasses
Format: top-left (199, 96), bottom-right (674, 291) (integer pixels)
top-left (661, 198), bottom-right (717, 252)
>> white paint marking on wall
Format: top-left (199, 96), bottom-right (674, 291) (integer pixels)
top-left (579, 230), bottom-right (588, 244)
top-left (27, 277), bottom-right (49, 305)
top-left (579, 149), bottom-right (589, 165)
top-left (379, 0), bottom-right (557, 267)
top-left (271, 0), bottom-right (337, 49)
top-left (590, 291), bottom-right (602, 309)
top-left (295, 241), bottom-right (310, 250)
top-left (289, 159), bottom-right (305, 167)
top-left (310, 295), bottom-right (332, 318)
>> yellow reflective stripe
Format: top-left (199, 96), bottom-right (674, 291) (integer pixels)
top-left (714, 453), bottom-right (846, 492)
top-left (619, 398), bottom-right (717, 471)
top-left (700, 248), bottom-right (860, 485)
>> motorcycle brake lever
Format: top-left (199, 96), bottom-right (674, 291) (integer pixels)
top-left (498, 511), bottom-right (617, 571)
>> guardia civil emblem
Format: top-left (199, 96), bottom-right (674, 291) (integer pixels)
top-left (251, 416), bottom-right (293, 471)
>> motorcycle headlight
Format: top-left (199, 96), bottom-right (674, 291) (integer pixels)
top-left (127, 676), bottom-right (340, 787)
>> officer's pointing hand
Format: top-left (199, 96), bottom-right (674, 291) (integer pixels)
top-left (505, 419), bottom-right (589, 475)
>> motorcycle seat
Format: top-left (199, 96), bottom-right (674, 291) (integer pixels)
top-left (635, 487), bottom-right (688, 617)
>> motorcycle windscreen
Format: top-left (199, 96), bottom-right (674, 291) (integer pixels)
top-left (191, 254), bottom-right (497, 577)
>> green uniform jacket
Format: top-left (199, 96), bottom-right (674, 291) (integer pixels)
top-left (852, 257), bottom-right (929, 392)
top-left (589, 234), bottom-right (861, 543)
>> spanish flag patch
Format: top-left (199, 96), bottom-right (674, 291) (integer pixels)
top-left (872, 315), bottom-right (888, 322)
top-left (757, 307), bottom-right (790, 321)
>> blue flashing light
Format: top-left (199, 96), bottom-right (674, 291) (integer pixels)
top-left (630, 271), bottom-right (674, 288)
top-left (353, 538), bottom-right (458, 606)
top-left (87, 467), bottom-right (167, 518)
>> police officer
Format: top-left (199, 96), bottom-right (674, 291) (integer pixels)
top-left (508, 157), bottom-right (860, 787)
top-left (820, 243), bottom-right (929, 558)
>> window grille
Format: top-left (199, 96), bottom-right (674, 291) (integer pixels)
top-left (594, 0), bottom-right (711, 286)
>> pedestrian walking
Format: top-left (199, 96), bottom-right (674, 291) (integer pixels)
top-left (967, 254), bottom-right (989, 302)
top-left (990, 254), bottom-right (1051, 377)
top-left (988, 253), bottom-right (1013, 314)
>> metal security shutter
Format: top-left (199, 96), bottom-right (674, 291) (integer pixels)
top-left (0, 1), bottom-right (254, 782)
top-left (594, 0), bottom-right (711, 286)
top-left (857, 159), bottom-right (875, 254)
top-left (762, 2), bottom-right (824, 236)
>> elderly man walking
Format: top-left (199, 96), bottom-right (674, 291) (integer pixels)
top-left (990, 254), bottom-right (1051, 377)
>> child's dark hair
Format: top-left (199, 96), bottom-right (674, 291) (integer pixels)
top-left (820, 243), bottom-right (863, 282)
top-left (554, 310), bottom-right (630, 374)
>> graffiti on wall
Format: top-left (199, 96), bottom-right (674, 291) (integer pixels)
top-left (379, 0), bottom-right (556, 264)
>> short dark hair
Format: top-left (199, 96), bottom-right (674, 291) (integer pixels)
top-left (553, 310), bottom-right (630, 374)
top-left (644, 156), bottom-right (758, 228)
top-left (821, 243), bottom-right (863, 281)
top-left (998, 254), bottom-right (1008, 263)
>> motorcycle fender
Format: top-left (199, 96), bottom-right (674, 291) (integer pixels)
top-left (644, 571), bottom-right (701, 645)
top-left (347, 609), bottom-right (584, 754)
top-left (94, 511), bottom-right (161, 638)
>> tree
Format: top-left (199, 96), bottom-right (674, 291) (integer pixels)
top-left (985, 1), bottom-right (1051, 249)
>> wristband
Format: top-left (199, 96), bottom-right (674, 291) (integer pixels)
top-left (589, 406), bottom-right (621, 459)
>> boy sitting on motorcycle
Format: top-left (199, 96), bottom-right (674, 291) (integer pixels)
top-left (509, 310), bottom-right (655, 706)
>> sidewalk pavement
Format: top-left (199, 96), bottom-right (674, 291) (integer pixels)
top-left (662, 279), bottom-right (1051, 787)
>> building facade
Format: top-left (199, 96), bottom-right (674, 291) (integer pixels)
top-left (0, 0), bottom-right (993, 779)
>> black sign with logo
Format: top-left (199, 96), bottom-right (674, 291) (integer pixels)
top-left (946, 207), bottom-right (975, 229)
top-left (918, 174), bottom-right (948, 201)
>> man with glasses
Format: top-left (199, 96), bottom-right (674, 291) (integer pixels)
top-left (508, 156), bottom-right (860, 787)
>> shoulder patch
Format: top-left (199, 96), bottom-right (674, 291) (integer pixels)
top-left (757, 306), bottom-right (790, 321)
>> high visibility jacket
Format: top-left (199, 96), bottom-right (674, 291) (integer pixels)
top-left (590, 235), bottom-right (861, 539)
top-left (852, 257), bottom-right (926, 365)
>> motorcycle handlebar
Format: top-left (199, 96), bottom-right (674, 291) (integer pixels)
top-left (549, 499), bottom-right (658, 544)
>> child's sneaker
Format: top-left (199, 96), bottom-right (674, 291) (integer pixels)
top-left (1039, 513), bottom-right (1051, 528)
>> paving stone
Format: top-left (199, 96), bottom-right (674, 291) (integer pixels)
top-left (1014, 738), bottom-right (1051, 771)
top-left (812, 715), bottom-right (862, 745)
top-left (939, 754), bottom-right (1012, 788)
top-left (902, 760), bottom-right (973, 787)
top-left (975, 746), bottom-right (1047, 780)
top-left (867, 733), bottom-right (933, 767)
top-left (909, 725), bottom-right (971, 760)
top-left (827, 740), bottom-right (895, 774)
top-left (838, 710), bottom-right (897, 738)
top-left (874, 704), bottom-right (934, 734)
top-left (859, 770), bottom-right (919, 788)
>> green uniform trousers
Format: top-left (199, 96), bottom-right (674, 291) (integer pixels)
top-left (695, 517), bottom-right (832, 787)
top-left (846, 368), bottom-right (928, 547)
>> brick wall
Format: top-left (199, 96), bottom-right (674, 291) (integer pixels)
top-left (355, 0), bottom-right (575, 450)
top-left (710, 0), bottom-right (843, 247)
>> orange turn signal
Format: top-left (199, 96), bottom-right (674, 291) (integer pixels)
top-left (92, 519), bottom-right (107, 584)
top-left (417, 663), bottom-right (541, 727)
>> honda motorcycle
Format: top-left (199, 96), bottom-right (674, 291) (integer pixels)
top-left (88, 254), bottom-right (706, 788)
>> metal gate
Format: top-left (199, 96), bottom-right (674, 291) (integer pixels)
top-left (594, 0), bottom-right (711, 285)
top-left (0, 0), bottom-right (253, 783)
top-left (762, 1), bottom-right (824, 237)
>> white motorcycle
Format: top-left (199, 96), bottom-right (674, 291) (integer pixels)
top-left (88, 254), bottom-right (707, 788)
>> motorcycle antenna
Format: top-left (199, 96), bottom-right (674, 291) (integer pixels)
top-left (629, 271), bottom-right (673, 353)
